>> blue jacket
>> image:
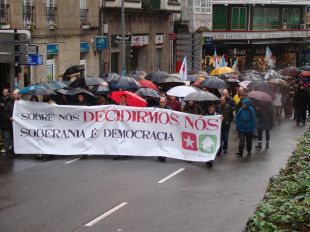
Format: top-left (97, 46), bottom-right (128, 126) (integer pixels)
top-left (236, 99), bottom-right (256, 133)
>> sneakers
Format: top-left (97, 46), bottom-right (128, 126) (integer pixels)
top-left (0, 149), bottom-right (6, 153)
top-left (235, 152), bottom-right (243, 157)
top-left (158, 156), bottom-right (166, 162)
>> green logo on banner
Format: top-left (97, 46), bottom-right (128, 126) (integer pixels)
top-left (198, 135), bottom-right (217, 154)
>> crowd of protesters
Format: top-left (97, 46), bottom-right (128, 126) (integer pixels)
top-left (0, 75), bottom-right (309, 167)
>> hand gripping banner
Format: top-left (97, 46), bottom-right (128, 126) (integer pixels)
top-left (13, 101), bottom-right (222, 162)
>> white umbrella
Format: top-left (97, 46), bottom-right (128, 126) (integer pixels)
top-left (166, 86), bottom-right (199, 98)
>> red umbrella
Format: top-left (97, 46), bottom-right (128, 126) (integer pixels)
top-left (111, 91), bottom-right (147, 107)
top-left (300, 71), bottom-right (310, 77)
top-left (138, 80), bottom-right (159, 90)
top-left (248, 91), bottom-right (272, 102)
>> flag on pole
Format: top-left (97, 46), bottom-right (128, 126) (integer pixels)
top-left (232, 59), bottom-right (237, 70)
top-left (179, 56), bottom-right (187, 81)
top-left (219, 55), bottom-right (226, 67)
top-left (214, 48), bottom-right (219, 69)
top-left (265, 46), bottom-right (274, 68)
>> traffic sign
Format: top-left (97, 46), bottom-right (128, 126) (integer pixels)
top-left (27, 54), bottom-right (43, 65)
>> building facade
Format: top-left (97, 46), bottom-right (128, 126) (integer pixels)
top-left (0, 0), bottom-right (181, 91)
top-left (101, 0), bottom-right (181, 74)
top-left (201, 1), bottom-right (310, 71)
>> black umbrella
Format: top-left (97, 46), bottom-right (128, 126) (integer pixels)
top-left (200, 77), bottom-right (227, 89)
top-left (110, 77), bottom-right (141, 91)
top-left (63, 65), bottom-right (85, 80)
top-left (145, 71), bottom-right (169, 83)
top-left (69, 77), bottom-right (108, 89)
top-left (100, 72), bottom-right (120, 83)
top-left (298, 65), bottom-right (310, 71)
top-left (158, 76), bottom-right (185, 91)
top-left (129, 70), bottom-right (147, 80)
top-left (184, 91), bottom-right (219, 102)
top-left (66, 87), bottom-right (95, 98)
top-left (136, 88), bottom-right (159, 98)
top-left (28, 88), bottom-right (56, 96)
top-left (252, 82), bottom-right (274, 97)
top-left (240, 72), bottom-right (264, 82)
top-left (93, 85), bottom-right (110, 95)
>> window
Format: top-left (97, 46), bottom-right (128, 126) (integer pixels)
top-left (46, 0), bottom-right (56, 27)
top-left (231, 7), bottom-right (247, 30)
top-left (213, 6), bottom-right (227, 30)
top-left (23, 0), bottom-right (34, 27)
top-left (253, 7), bottom-right (280, 30)
top-left (0, 0), bottom-right (8, 24)
top-left (193, 0), bottom-right (212, 14)
top-left (285, 8), bottom-right (301, 29)
top-left (80, 0), bottom-right (87, 23)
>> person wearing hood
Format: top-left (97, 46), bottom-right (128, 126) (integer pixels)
top-left (183, 100), bottom-right (204, 115)
top-left (235, 98), bottom-right (256, 157)
top-left (293, 84), bottom-right (308, 126)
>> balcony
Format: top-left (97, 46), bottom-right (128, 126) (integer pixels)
top-left (23, 5), bottom-right (35, 29)
top-left (46, 6), bottom-right (57, 29)
top-left (0, 4), bottom-right (10, 29)
top-left (142, 0), bottom-right (181, 11)
top-left (104, 0), bottom-right (142, 9)
top-left (80, 8), bottom-right (90, 29)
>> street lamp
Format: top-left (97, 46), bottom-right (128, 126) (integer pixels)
top-left (121, 0), bottom-right (126, 77)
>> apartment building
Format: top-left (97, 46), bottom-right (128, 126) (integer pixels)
top-left (202, 1), bottom-right (310, 71)
top-left (0, 0), bottom-right (181, 90)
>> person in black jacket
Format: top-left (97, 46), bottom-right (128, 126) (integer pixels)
top-left (216, 96), bottom-right (234, 154)
top-left (0, 88), bottom-right (12, 153)
top-left (294, 84), bottom-right (308, 126)
top-left (254, 102), bottom-right (274, 149)
top-left (1, 90), bottom-right (19, 153)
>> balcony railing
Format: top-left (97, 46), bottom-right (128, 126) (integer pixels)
top-left (212, 23), bottom-right (305, 31)
top-left (0, 4), bottom-right (9, 24)
top-left (46, 6), bottom-right (57, 27)
top-left (80, 8), bottom-right (88, 23)
top-left (23, 5), bottom-right (34, 28)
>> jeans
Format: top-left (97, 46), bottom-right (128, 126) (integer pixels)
top-left (258, 129), bottom-right (270, 142)
top-left (1, 129), bottom-right (12, 151)
top-left (238, 132), bottom-right (252, 154)
top-left (218, 127), bottom-right (230, 153)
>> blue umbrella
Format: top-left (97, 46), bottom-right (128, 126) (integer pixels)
top-left (19, 85), bottom-right (45, 95)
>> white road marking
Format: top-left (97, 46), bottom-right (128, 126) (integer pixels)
top-left (84, 202), bottom-right (128, 227)
top-left (65, 158), bottom-right (81, 164)
top-left (158, 168), bottom-right (186, 184)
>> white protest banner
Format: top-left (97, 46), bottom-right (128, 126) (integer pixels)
top-left (13, 101), bottom-right (222, 162)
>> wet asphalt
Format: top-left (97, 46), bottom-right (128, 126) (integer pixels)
top-left (0, 119), bottom-right (307, 232)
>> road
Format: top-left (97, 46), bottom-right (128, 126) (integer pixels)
top-left (0, 119), bottom-right (307, 232)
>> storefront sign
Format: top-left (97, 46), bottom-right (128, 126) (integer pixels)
top-left (27, 54), bottom-right (43, 65)
top-left (13, 101), bottom-right (222, 162)
top-left (47, 44), bottom-right (59, 55)
top-left (168, 32), bottom-right (176, 40)
top-left (203, 30), bottom-right (310, 40)
top-left (155, 33), bottom-right (164, 45)
top-left (80, 42), bottom-right (90, 52)
top-left (95, 36), bottom-right (108, 50)
top-left (112, 34), bottom-right (131, 44)
top-left (132, 35), bottom-right (149, 47)
top-left (204, 37), bottom-right (213, 45)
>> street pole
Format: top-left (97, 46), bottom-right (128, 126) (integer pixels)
top-left (99, 1), bottom-right (104, 76)
top-left (121, 0), bottom-right (126, 77)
